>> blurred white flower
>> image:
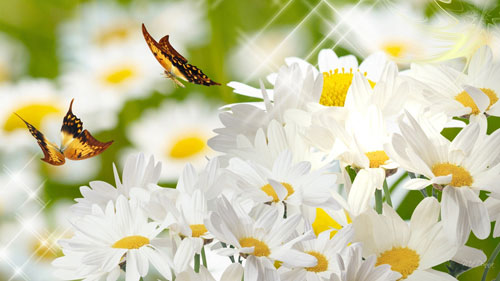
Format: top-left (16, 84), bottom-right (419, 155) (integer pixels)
top-left (325, 3), bottom-right (493, 66)
top-left (228, 26), bottom-right (309, 81)
top-left (175, 263), bottom-right (243, 281)
top-left (54, 196), bottom-right (173, 281)
top-left (72, 153), bottom-right (161, 216)
top-left (353, 198), bottom-right (458, 280)
top-left (279, 226), bottom-right (354, 281)
top-left (0, 33), bottom-right (27, 83)
top-left (127, 98), bottom-right (219, 182)
top-left (385, 113), bottom-right (500, 244)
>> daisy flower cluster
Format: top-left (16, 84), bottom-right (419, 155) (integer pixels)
top-left (53, 43), bottom-right (500, 281)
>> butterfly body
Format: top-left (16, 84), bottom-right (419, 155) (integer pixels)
top-left (16, 99), bottom-right (113, 166)
top-left (142, 24), bottom-right (220, 87)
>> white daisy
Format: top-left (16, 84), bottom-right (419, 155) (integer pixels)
top-left (486, 193), bottom-right (500, 238)
top-left (326, 3), bottom-right (490, 66)
top-left (409, 45), bottom-right (500, 125)
top-left (279, 226), bottom-right (354, 281)
top-left (353, 198), bottom-right (458, 280)
top-left (72, 153), bottom-right (162, 216)
top-left (205, 197), bottom-right (316, 281)
top-left (385, 112), bottom-right (500, 244)
top-left (53, 196), bottom-right (173, 281)
top-left (328, 243), bottom-right (401, 281)
top-left (127, 98), bottom-right (219, 182)
top-left (227, 150), bottom-right (341, 213)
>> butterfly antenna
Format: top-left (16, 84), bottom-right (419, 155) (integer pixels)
top-left (67, 98), bottom-right (75, 114)
top-left (13, 112), bottom-right (29, 125)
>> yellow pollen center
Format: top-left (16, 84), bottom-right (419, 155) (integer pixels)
top-left (305, 251), bottom-right (329, 272)
top-left (4, 103), bottom-right (61, 132)
top-left (190, 224), bottom-right (207, 238)
top-left (103, 66), bottom-right (136, 85)
top-left (168, 135), bottom-right (206, 159)
top-left (261, 182), bottom-right (294, 203)
top-left (239, 237), bottom-right (270, 257)
top-left (376, 247), bottom-right (420, 280)
top-left (31, 238), bottom-right (63, 261)
top-left (112, 235), bottom-right (150, 249)
top-left (431, 163), bottom-right (473, 187)
top-left (480, 88), bottom-right (498, 111)
top-left (365, 150), bottom-right (390, 168)
top-left (381, 41), bottom-right (407, 58)
top-left (96, 26), bottom-right (133, 45)
top-left (320, 68), bottom-right (375, 107)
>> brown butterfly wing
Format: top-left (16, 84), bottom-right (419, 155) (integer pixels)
top-left (60, 99), bottom-right (83, 149)
top-left (158, 35), bottom-right (187, 64)
top-left (175, 62), bottom-right (221, 86)
top-left (142, 24), bottom-right (181, 72)
top-left (63, 130), bottom-right (113, 160)
top-left (15, 114), bottom-right (65, 166)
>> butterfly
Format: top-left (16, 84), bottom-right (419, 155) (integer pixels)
top-left (15, 99), bottom-right (113, 166)
top-left (142, 23), bottom-right (220, 87)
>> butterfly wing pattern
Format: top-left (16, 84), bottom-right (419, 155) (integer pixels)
top-left (15, 99), bottom-right (113, 166)
top-left (15, 113), bottom-right (65, 165)
top-left (142, 24), bottom-right (220, 87)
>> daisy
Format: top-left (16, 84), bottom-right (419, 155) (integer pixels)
top-left (385, 112), bottom-right (500, 244)
top-left (227, 150), bottom-right (341, 213)
top-left (72, 153), bottom-right (162, 216)
top-left (205, 197), bottom-right (316, 281)
top-left (53, 196), bottom-right (173, 281)
top-left (409, 45), bottom-right (500, 125)
top-left (279, 226), bottom-right (354, 281)
top-left (326, 3), bottom-right (488, 66)
top-left (353, 198), bottom-right (458, 280)
top-left (127, 98), bottom-right (220, 182)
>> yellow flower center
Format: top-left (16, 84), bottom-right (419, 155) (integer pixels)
top-left (96, 25), bottom-right (133, 45)
top-left (31, 237), bottom-right (63, 261)
top-left (112, 235), bottom-right (150, 249)
top-left (102, 65), bottom-right (136, 85)
top-left (168, 134), bottom-right (206, 159)
top-left (4, 103), bottom-right (61, 132)
top-left (305, 251), bottom-right (328, 272)
top-left (431, 163), bottom-right (473, 187)
top-left (365, 150), bottom-right (390, 168)
top-left (261, 182), bottom-right (294, 203)
top-left (455, 88), bottom-right (498, 115)
top-left (239, 237), bottom-right (270, 257)
top-left (312, 208), bottom-right (351, 238)
top-left (320, 68), bottom-right (375, 107)
top-left (376, 247), bottom-right (420, 280)
top-left (381, 41), bottom-right (407, 58)
top-left (190, 224), bottom-right (207, 238)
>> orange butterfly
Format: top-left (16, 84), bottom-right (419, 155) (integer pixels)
top-left (15, 99), bottom-right (113, 166)
top-left (142, 23), bottom-right (220, 87)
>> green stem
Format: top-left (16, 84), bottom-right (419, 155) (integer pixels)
top-left (201, 245), bottom-right (208, 268)
top-left (495, 269), bottom-right (500, 281)
top-left (419, 188), bottom-right (428, 198)
top-left (194, 253), bottom-right (201, 273)
top-left (345, 166), bottom-right (357, 183)
top-left (382, 180), bottom-right (393, 207)
top-left (375, 189), bottom-right (383, 214)
top-left (221, 242), bottom-right (235, 263)
top-left (482, 240), bottom-right (500, 281)
top-left (389, 172), bottom-right (408, 192)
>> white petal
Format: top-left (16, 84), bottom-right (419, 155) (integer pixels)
top-left (452, 245), bottom-right (487, 268)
